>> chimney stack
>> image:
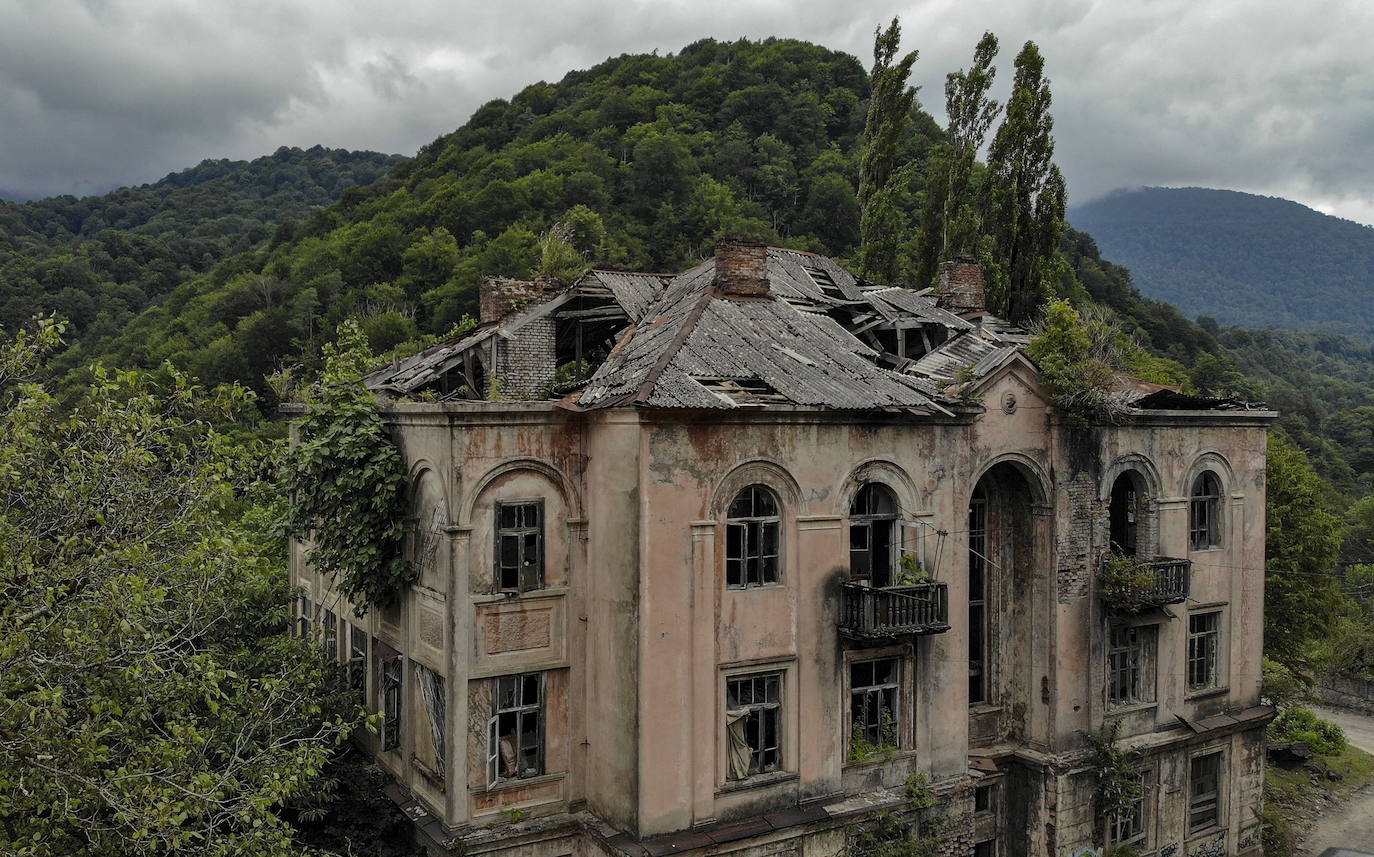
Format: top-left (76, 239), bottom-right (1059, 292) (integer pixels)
top-left (479, 276), bottom-right (564, 324)
top-left (714, 238), bottom-right (769, 298)
top-left (935, 254), bottom-right (986, 315)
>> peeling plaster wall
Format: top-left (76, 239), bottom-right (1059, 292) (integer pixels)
top-left (286, 382), bottom-right (1271, 857)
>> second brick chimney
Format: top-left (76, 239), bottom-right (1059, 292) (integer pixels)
top-left (935, 254), bottom-right (986, 315)
top-left (714, 238), bottom-right (769, 298)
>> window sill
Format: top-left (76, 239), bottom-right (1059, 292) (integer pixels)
top-left (843, 747), bottom-right (916, 770)
top-left (1106, 701), bottom-right (1158, 717)
top-left (1185, 824), bottom-right (1224, 842)
top-left (480, 770), bottom-right (564, 795)
top-left (1189, 546), bottom-right (1224, 555)
top-left (724, 583), bottom-right (786, 593)
top-left (1186, 685), bottom-right (1230, 702)
top-left (471, 586), bottom-right (570, 605)
top-left (716, 770), bottom-right (798, 796)
top-left (411, 755), bottom-right (447, 793)
top-left (969, 703), bottom-right (1002, 716)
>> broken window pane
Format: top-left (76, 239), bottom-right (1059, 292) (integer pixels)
top-left (490, 671), bottom-right (544, 785)
top-left (726, 672), bottom-right (783, 778)
top-left (496, 500), bottom-right (544, 592)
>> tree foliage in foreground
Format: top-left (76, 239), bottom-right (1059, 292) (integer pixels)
top-left (1265, 431), bottom-right (1344, 663)
top-left (0, 320), bottom-right (359, 857)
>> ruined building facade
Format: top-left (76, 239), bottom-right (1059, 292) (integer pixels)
top-left (291, 242), bottom-right (1274, 857)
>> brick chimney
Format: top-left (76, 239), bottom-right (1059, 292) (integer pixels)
top-left (714, 238), bottom-right (769, 298)
top-left (479, 276), bottom-right (564, 324)
top-left (935, 254), bottom-right (986, 314)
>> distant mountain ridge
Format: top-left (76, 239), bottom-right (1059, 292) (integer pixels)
top-left (1069, 186), bottom-right (1374, 337)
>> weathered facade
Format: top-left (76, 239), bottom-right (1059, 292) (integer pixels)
top-left (291, 242), bottom-right (1275, 857)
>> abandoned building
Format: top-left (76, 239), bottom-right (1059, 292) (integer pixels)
top-left (291, 240), bottom-right (1275, 857)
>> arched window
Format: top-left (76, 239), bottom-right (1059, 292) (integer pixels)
top-left (850, 483), bottom-right (899, 587)
top-left (1190, 472), bottom-right (1222, 550)
top-left (726, 485), bottom-right (780, 588)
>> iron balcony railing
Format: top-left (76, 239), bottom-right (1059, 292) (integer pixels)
top-left (839, 581), bottom-right (950, 640)
top-left (1099, 555), bottom-right (1191, 612)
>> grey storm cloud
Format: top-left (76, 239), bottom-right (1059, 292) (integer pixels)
top-left (3, 0), bottom-right (1374, 224)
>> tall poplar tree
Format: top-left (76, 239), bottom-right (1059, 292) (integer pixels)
top-left (911, 32), bottom-right (1001, 288)
top-left (856, 18), bottom-right (919, 284)
top-left (982, 41), bottom-right (1066, 322)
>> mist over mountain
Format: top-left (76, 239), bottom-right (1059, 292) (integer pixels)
top-left (1070, 186), bottom-right (1374, 337)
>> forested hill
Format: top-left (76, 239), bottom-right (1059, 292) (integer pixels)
top-left (1070, 186), bottom-right (1374, 336)
top-left (74, 38), bottom-right (952, 396)
top-left (1, 145), bottom-right (401, 356)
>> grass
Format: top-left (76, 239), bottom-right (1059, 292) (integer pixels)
top-left (1264, 743), bottom-right (1374, 856)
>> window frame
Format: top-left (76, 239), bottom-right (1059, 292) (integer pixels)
top-left (495, 499), bottom-right (545, 594)
top-left (725, 485), bottom-right (782, 589)
top-left (375, 641), bottom-right (403, 752)
top-left (487, 672), bottom-right (545, 786)
top-left (321, 608), bottom-right (338, 659)
top-left (1189, 471), bottom-right (1223, 551)
top-left (1188, 750), bottom-right (1224, 834)
top-left (1108, 768), bottom-right (1149, 848)
top-left (1187, 610), bottom-right (1223, 692)
top-left (724, 670), bottom-right (784, 779)
top-left (968, 488), bottom-right (990, 704)
top-left (849, 483), bottom-right (899, 587)
top-left (848, 657), bottom-right (902, 756)
top-left (1106, 624), bottom-right (1157, 708)
top-left (347, 623), bottom-right (369, 700)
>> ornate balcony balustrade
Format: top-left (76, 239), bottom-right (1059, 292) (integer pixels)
top-left (1098, 555), bottom-right (1191, 613)
top-left (839, 581), bottom-right (950, 641)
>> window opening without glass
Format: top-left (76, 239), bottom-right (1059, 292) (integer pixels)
top-left (850, 483), bottom-right (898, 588)
top-left (375, 640), bottom-right (402, 751)
top-left (1188, 611), bottom-right (1221, 690)
top-left (968, 487), bottom-right (989, 704)
top-left (850, 658), bottom-right (900, 752)
top-left (1189, 752), bottom-right (1222, 832)
top-left (488, 673), bottom-right (544, 784)
top-left (725, 672), bottom-right (782, 779)
top-left (1108, 473), bottom-right (1140, 555)
top-left (348, 623), bottom-right (368, 699)
top-left (1190, 472), bottom-right (1222, 550)
top-left (1107, 625), bottom-right (1155, 706)
top-left (726, 485), bottom-right (780, 588)
top-left (1109, 770), bottom-right (1147, 847)
top-left (496, 501), bottom-right (544, 592)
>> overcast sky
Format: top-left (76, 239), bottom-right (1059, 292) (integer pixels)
top-left (3, 0), bottom-right (1373, 225)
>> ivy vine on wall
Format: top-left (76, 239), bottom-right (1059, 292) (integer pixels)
top-left (281, 319), bottom-right (415, 613)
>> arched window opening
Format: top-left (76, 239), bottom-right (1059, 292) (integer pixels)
top-left (1190, 472), bottom-right (1222, 550)
top-left (968, 484), bottom-right (989, 704)
top-left (1108, 473), bottom-right (1142, 556)
top-left (726, 485), bottom-right (780, 588)
top-left (850, 483), bottom-right (899, 588)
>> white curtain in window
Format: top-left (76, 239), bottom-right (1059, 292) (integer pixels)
top-left (725, 708), bottom-right (752, 779)
top-left (413, 662), bottom-right (446, 767)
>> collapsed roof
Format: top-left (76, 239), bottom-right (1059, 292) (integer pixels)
top-left (363, 241), bottom-right (1248, 415)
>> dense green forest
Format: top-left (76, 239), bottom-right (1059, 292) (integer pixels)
top-left (5, 27), bottom-right (1374, 856)
top-left (0, 146), bottom-right (401, 358)
top-left (1070, 186), bottom-right (1374, 336)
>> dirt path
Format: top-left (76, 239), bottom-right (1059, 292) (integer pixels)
top-left (1297, 707), bottom-right (1374, 855)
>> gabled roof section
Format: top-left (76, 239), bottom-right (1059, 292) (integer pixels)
top-left (576, 251), bottom-right (949, 412)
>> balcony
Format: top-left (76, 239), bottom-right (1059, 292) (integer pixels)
top-left (839, 581), bottom-right (950, 641)
top-left (1098, 555), bottom-right (1191, 613)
